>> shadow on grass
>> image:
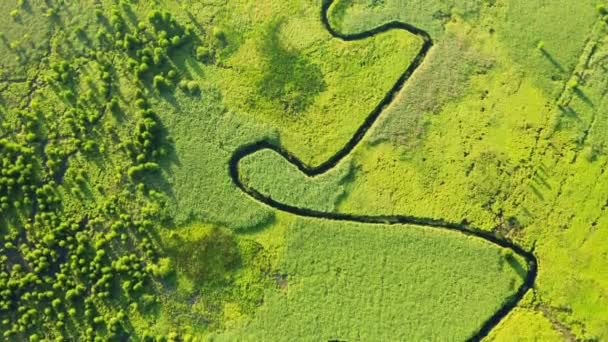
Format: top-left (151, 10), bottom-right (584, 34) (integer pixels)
top-left (505, 253), bottom-right (528, 282)
top-left (533, 172), bottom-right (551, 190)
top-left (573, 87), bottom-right (594, 108)
top-left (255, 18), bottom-right (326, 114)
top-left (540, 48), bottom-right (565, 73)
top-left (142, 111), bottom-right (181, 203)
top-left (184, 9), bottom-right (206, 35)
top-left (557, 105), bottom-right (581, 123)
top-left (235, 211), bottom-right (277, 235)
top-left (529, 184), bottom-right (545, 201)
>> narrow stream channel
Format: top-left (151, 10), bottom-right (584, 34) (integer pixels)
top-left (228, 1), bottom-right (538, 340)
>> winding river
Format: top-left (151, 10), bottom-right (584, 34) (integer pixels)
top-left (228, 1), bottom-right (538, 340)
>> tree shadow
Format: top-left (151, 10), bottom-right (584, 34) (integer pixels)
top-left (76, 29), bottom-right (92, 46)
top-left (505, 252), bottom-right (528, 282)
top-left (533, 171), bottom-right (551, 190)
top-left (184, 9), bottom-right (206, 35)
top-left (121, 4), bottom-right (139, 27)
top-left (529, 184), bottom-right (545, 201)
top-left (573, 88), bottom-right (594, 108)
top-left (20, 1), bottom-right (33, 14)
top-left (540, 48), bottom-right (565, 73)
top-left (142, 115), bottom-right (180, 201)
top-left (255, 18), bottom-right (326, 114)
top-left (234, 212), bottom-right (276, 236)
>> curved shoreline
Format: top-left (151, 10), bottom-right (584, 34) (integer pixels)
top-left (228, 1), bottom-right (538, 341)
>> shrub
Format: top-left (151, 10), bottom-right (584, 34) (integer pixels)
top-left (151, 257), bottom-right (173, 278)
top-left (9, 41), bottom-right (21, 50)
top-left (127, 162), bottom-right (159, 179)
top-left (213, 27), bottom-right (227, 47)
top-left (178, 79), bottom-right (189, 91)
top-left (45, 8), bottom-right (58, 17)
top-left (147, 10), bottom-right (162, 26)
top-left (83, 140), bottom-right (96, 152)
top-left (123, 34), bottom-right (139, 50)
top-left (536, 40), bottom-right (545, 50)
top-left (153, 75), bottom-right (167, 89)
top-left (138, 62), bottom-right (149, 75)
top-left (195, 46), bottom-right (212, 63)
top-left (96, 28), bottom-right (107, 41)
top-left (187, 81), bottom-right (199, 94)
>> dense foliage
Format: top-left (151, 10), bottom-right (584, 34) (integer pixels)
top-left (1, 0), bottom-right (607, 341)
top-left (0, 1), bottom-right (252, 340)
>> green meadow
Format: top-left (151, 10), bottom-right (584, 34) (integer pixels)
top-left (214, 218), bottom-right (525, 341)
top-left (0, 0), bottom-right (606, 341)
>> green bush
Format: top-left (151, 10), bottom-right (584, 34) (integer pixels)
top-left (195, 46), bottom-right (212, 63)
top-left (186, 81), bottom-right (199, 94)
top-left (150, 257), bottom-right (173, 278)
top-left (10, 10), bottom-right (19, 20)
top-left (153, 75), bottom-right (167, 89)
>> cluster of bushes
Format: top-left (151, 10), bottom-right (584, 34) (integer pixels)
top-left (1, 100), bottom-right (168, 335)
top-left (39, 57), bottom-right (115, 185)
top-left (49, 61), bottom-right (73, 85)
top-left (597, 5), bottom-right (608, 26)
top-left (97, 6), bottom-right (203, 95)
top-left (124, 94), bottom-right (165, 181)
top-left (0, 20), bottom-right (156, 342)
top-left (178, 79), bottom-right (200, 95)
top-left (0, 211), bottom-right (164, 340)
top-left (0, 2), bottom-right (227, 340)
top-left (0, 139), bottom-right (37, 214)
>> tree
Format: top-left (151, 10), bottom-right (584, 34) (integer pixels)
top-left (536, 40), bottom-right (545, 50)
top-left (10, 10), bottom-right (20, 20)
top-left (153, 75), bottom-right (168, 89)
top-left (150, 257), bottom-right (173, 278)
top-left (195, 46), bottom-right (212, 63)
top-left (187, 81), bottom-right (199, 94)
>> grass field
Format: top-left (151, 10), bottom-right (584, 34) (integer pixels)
top-left (0, 0), bottom-right (607, 340)
top-left (329, 0), bottom-right (608, 340)
top-left (485, 307), bottom-right (565, 341)
top-left (207, 0), bottom-right (423, 167)
top-left (213, 218), bottom-right (526, 341)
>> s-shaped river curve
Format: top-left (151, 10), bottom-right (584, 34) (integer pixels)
top-left (228, 1), bottom-right (538, 340)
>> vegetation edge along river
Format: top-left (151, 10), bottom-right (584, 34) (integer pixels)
top-left (228, 0), bottom-right (539, 340)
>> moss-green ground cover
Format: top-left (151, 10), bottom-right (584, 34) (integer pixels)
top-left (213, 218), bottom-right (525, 341)
top-left (1, 0), bottom-right (606, 340)
top-left (206, 0), bottom-right (423, 167)
top-left (239, 0), bottom-right (608, 340)
top-left (485, 307), bottom-right (564, 342)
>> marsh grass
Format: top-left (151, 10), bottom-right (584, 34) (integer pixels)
top-left (254, 18), bottom-right (326, 115)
